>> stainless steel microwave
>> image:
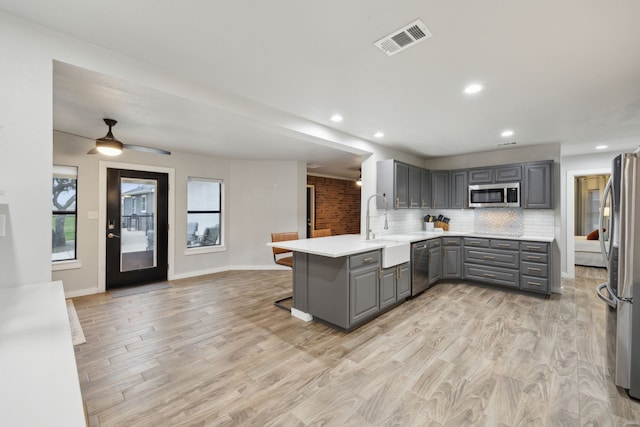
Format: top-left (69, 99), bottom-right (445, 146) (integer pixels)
top-left (468, 182), bottom-right (520, 208)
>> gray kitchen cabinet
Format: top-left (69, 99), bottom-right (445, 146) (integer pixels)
top-left (381, 262), bottom-right (411, 309)
top-left (428, 239), bottom-right (442, 284)
top-left (350, 264), bottom-right (380, 324)
top-left (523, 161), bottom-right (553, 209)
top-left (468, 168), bottom-right (493, 184)
top-left (431, 171), bottom-right (450, 209)
top-left (520, 241), bottom-right (551, 295)
top-left (408, 165), bottom-right (421, 208)
top-left (420, 168), bottom-right (431, 208)
top-left (397, 263), bottom-right (411, 300)
top-left (377, 159), bottom-right (425, 209)
top-left (450, 170), bottom-right (468, 209)
top-left (442, 237), bottom-right (462, 279)
top-left (463, 237), bottom-right (520, 289)
top-left (495, 164), bottom-right (522, 182)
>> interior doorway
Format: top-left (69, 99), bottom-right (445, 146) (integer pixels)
top-left (105, 168), bottom-right (169, 289)
top-left (306, 184), bottom-right (315, 238)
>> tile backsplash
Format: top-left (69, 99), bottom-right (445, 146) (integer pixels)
top-left (372, 207), bottom-right (555, 238)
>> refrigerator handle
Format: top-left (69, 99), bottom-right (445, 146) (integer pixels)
top-left (599, 177), bottom-right (613, 265)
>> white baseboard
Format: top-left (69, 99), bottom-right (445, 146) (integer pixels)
top-left (229, 264), bottom-right (291, 271)
top-left (291, 308), bottom-right (313, 322)
top-left (171, 265), bottom-right (230, 280)
top-left (64, 286), bottom-right (100, 299)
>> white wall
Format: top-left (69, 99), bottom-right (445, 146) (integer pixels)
top-left (229, 160), bottom-right (307, 269)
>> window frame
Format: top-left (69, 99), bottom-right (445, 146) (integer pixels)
top-left (52, 165), bottom-right (78, 263)
top-left (186, 177), bottom-right (223, 251)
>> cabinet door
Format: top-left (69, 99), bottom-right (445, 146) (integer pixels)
top-left (428, 246), bottom-right (442, 284)
top-left (380, 268), bottom-right (396, 310)
top-left (420, 169), bottom-right (431, 208)
top-left (523, 162), bottom-right (553, 209)
top-left (349, 266), bottom-right (380, 324)
top-left (468, 168), bottom-right (493, 184)
top-left (442, 246), bottom-right (461, 279)
top-left (395, 162), bottom-right (409, 209)
top-left (495, 165), bottom-right (522, 182)
top-left (397, 263), bottom-right (411, 300)
top-left (450, 170), bottom-right (468, 209)
top-left (408, 166), bottom-right (421, 208)
top-left (431, 171), bottom-right (450, 209)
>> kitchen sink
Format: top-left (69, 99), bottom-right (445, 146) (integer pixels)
top-left (363, 239), bottom-right (410, 268)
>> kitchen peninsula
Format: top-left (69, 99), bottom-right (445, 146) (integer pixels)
top-left (269, 232), bottom-right (554, 331)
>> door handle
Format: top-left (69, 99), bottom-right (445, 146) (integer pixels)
top-left (107, 233), bottom-right (120, 239)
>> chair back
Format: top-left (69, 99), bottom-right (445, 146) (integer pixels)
top-left (271, 231), bottom-right (298, 267)
top-left (311, 228), bottom-right (331, 238)
top-left (202, 226), bottom-right (220, 245)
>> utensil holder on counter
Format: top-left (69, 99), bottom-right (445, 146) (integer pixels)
top-left (434, 220), bottom-right (449, 231)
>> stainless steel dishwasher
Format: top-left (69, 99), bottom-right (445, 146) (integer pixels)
top-left (411, 241), bottom-right (429, 295)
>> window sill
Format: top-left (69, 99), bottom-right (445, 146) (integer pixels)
top-left (185, 245), bottom-right (226, 256)
top-left (52, 260), bottom-right (82, 271)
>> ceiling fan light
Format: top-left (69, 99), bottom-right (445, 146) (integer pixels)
top-left (96, 139), bottom-right (123, 156)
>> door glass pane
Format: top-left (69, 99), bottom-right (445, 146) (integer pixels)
top-left (121, 178), bottom-right (157, 272)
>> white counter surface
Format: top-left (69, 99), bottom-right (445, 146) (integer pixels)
top-left (0, 281), bottom-right (86, 427)
top-left (268, 231), bottom-right (554, 258)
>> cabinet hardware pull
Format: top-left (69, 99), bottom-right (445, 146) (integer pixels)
top-left (363, 257), bottom-right (373, 263)
top-left (527, 246), bottom-right (539, 250)
top-left (484, 273), bottom-right (496, 278)
top-left (396, 198), bottom-right (400, 208)
top-left (528, 267), bottom-right (541, 272)
top-left (484, 256), bottom-right (496, 260)
top-left (498, 243), bottom-right (510, 247)
top-left (448, 240), bottom-right (457, 244)
top-left (378, 267), bottom-right (382, 280)
top-left (527, 281), bottom-right (541, 287)
top-left (528, 256), bottom-right (541, 260)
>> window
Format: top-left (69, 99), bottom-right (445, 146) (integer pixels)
top-left (141, 195), bottom-right (147, 213)
top-left (52, 165), bottom-right (78, 261)
top-left (187, 178), bottom-right (222, 248)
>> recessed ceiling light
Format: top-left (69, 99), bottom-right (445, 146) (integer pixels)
top-left (330, 114), bottom-right (343, 122)
top-left (500, 130), bottom-right (514, 138)
top-left (596, 145), bottom-right (608, 150)
top-left (464, 83), bottom-right (484, 95)
top-left (374, 131), bottom-right (384, 138)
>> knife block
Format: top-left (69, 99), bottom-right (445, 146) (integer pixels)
top-left (434, 220), bottom-right (449, 231)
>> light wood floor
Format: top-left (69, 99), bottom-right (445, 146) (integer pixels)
top-left (72, 271), bottom-right (640, 426)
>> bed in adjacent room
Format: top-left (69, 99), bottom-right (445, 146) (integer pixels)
top-left (574, 235), bottom-right (606, 267)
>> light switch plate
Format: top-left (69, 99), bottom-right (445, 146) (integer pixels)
top-left (88, 211), bottom-right (99, 220)
top-left (0, 214), bottom-right (6, 237)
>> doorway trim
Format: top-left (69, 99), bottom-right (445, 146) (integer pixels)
top-left (566, 167), bottom-right (610, 278)
top-left (98, 161), bottom-right (175, 293)
top-left (306, 184), bottom-right (315, 238)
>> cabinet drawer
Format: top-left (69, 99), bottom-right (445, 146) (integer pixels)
top-left (442, 237), bottom-right (461, 246)
top-left (465, 248), bottom-right (519, 269)
top-left (520, 261), bottom-right (548, 277)
top-left (495, 165), bottom-right (522, 182)
top-left (428, 239), bottom-right (441, 249)
top-left (490, 240), bottom-right (520, 251)
top-left (468, 168), bottom-right (493, 184)
top-left (464, 237), bottom-right (490, 248)
top-left (521, 252), bottom-right (548, 263)
top-left (520, 275), bottom-right (549, 294)
top-left (520, 242), bottom-right (548, 253)
top-left (349, 251), bottom-right (380, 269)
top-left (464, 265), bottom-right (519, 289)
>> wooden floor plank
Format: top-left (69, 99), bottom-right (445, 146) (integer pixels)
top-left (70, 269), bottom-right (640, 426)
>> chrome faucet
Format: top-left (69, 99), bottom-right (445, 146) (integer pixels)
top-left (366, 194), bottom-right (389, 240)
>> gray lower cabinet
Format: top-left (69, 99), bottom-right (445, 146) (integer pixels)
top-left (463, 237), bottom-right (520, 289)
top-left (350, 264), bottom-right (380, 324)
top-left (428, 239), bottom-right (442, 284)
top-left (520, 241), bottom-right (551, 295)
top-left (381, 262), bottom-right (411, 310)
top-left (442, 237), bottom-right (462, 279)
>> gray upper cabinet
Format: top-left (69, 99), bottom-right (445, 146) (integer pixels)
top-left (450, 170), bottom-right (467, 209)
top-left (495, 165), bottom-right (522, 182)
top-left (523, 161), bottom-right (553, 209)
top-left (377, 159), bottom-right (428, 209)
top-left (431, 171), bottom-right (450, 209)
top-left (468, 168), bottom-right (493, 184)
top-left (420, 168), bottom-right (431, 209)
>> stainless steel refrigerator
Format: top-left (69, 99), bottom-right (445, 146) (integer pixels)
top-left (596, 151), bottom-right (640, 399)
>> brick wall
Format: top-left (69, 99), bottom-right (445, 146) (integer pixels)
top-left (307, 176), bottom-right (361, 235)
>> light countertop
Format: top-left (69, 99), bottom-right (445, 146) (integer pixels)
top-left (268, 231), bottom-right (554, 258)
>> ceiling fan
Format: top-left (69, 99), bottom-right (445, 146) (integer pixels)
top-left (88, 118), bottom-right (171, 156)
top-left (54, 118), bottom-right (171, 156)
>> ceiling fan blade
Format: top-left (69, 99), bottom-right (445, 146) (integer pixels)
top-left (87, 147), bottom-right (99, 154)
top-left (123, 144), bottom-right (171, 155)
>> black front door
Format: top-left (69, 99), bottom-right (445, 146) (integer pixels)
top-left (106, 168), bottom-right (168, 289)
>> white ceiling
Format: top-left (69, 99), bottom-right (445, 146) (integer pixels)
top-left (3, 0), bottom-right (640, 178)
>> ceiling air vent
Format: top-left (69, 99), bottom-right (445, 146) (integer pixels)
top-left (374, 19), bottom-right (433, 56)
